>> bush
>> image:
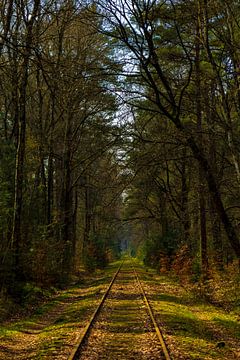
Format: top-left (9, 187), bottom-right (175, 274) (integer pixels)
top-left (143, 238), bottom-right (160, 268)
top-left (83, 234), bottom-right (109, 271)
top-left (143, 230), bottom-right (179, 270)
top-left (172, 247), bottom-right (239, 310)
top-left (13, 282), bottom-right (55, 305)
top-left (199, 261), bottom-right (240, 309)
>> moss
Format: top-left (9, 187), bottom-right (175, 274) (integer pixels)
top-left (213, 317), bottom-right (240, 338)
top-left (135, 259), bottom-right (239, 360)
top-left (0, 327), bottom-right (19, 338)
top-left (2, 259), bottom-right (237, 359)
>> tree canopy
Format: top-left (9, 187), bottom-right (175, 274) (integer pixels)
top-left (0, 0), bottom-right (240, 298)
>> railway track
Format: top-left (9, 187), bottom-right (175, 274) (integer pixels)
top-left (69, 259), bottom-right (171, 360)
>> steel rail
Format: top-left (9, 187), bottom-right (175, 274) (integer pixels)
top-left (132, 264), bottom-right (172, 360)
top-left (68, 260), bottom-right (124, 360)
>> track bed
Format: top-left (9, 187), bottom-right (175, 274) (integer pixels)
top-left (71, 261), bottom-right (169, 359)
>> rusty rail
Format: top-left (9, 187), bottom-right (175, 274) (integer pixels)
top-left (68, 260), bottom-right (124, 360)
top-left (68, 259), bottom-right (171, 360)
top-left (132, 265), bottom-right (172, 360)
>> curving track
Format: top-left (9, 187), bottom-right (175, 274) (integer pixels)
top-left (69, 260), bottom-right (171, 360)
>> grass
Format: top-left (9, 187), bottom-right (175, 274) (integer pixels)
top-left (213, 317), bottom-right (240, 337)
top-left (0, 327), bottom-right (19, 338)
top-left (0, 260), bottom-right (122, 359)
top-left (134, 259), bottom-right (240, 360)
top-left (1, 258), bottom-right (238, 359)
top-left (34, 265), bottom-right (122, 358)
top-left (33, 300), bottom-right (61, 316)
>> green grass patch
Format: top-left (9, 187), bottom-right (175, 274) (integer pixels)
top-left (33, 260), bottom-right (123, 357)
top-left (0, 327), bottom-right (19, 338)
top-left (213, 316), bottom-right (240, 338)
top-left (0, 259), bottom-right (122, 359)
top-left (135, 259), bottom-right (239, 360)
top-left (33, 299), bottom-right (60, 316)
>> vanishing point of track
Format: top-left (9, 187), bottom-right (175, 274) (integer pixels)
top-left (68, 259), bottom-right (171, 360)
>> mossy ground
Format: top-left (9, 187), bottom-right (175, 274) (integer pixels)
top-left (0, 259), bottom-right (239, 359)
top-left (0, 261), bottom-right (121, 359)
top-left (134, 259), bottom-right (240, 359)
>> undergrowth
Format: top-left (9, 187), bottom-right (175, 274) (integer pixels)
top-left (0, 284), bottom-right (57, 322)
top-left (172, 246), bottom-right (240, 311)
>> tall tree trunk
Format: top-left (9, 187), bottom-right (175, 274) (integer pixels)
top-left (206, 82), bottom-right (223, 270)
top-left (196, 0), bottom-right (208, 276)
top-left (11, 105), bottom-right (26, 281)
top-left (203, 0), bottom-right (240, 187)
top-left (71, 188), bottom-right (78, 271)
top-left (98, 0), bottom-right (240, 261)
top-left (180, 147), bottom-right (190, 244)
top-left (47, 96), bottom-right (55, 226)
top-left (209, 197), bottom-right (223, 270)
top-left (84, 176), bottom-right (91, 252)
top-left (60, 115), bottom-right (74, 282)
top-left (185, 135), bottom-right (240, 259)
top-left (11, 1), bottom-right (40, 283)
top-left (47, 150), bottom-right (54, 225)
top-left (36, 67), bottom-right (47, 223)
top-left (1, 0), bottom-right (14, 55)
top-left (160, 192), bottom-right (168, 237)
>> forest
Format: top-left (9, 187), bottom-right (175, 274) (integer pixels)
top-left (0, 0), bottom-right (240, 319)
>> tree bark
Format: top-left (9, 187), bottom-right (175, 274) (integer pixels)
top-left (196, 1), bottom-right (208, 275)
top-left (60, 114), bottom-right (74, 281)
top-left (180, 148), bottom-right (190, 244)
top-left (186, 135), bottom-right (240, 259)
top-left (205, 81), bottom-right (224, 270)
top-left (84, 176), bottom-right (91, 253)
top-left (11, 0), bottom-right (40, 283)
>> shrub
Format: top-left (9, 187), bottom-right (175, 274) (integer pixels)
top-left (83, 234), bottom-right (109, 271)
top-left (143, 230), bottom-right (179, 270)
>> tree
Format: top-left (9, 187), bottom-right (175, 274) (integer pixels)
top-left (0, 0), bottom-right (122, 292)
top-left (94, 0), bottom-right (240, 260)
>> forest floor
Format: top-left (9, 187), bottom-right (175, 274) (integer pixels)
top-left (136, 263), bottom-right (240, 359)
top-left (0, 259), bottom-right (239, 359)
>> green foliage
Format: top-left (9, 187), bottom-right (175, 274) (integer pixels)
top-left (83, 233), bottom-right (109, 271)
top-left (191, 257), bottom-right (202, 283)
top-left (196, 262), bottom-right (240, 310)
top-left (5, 280), bottom-right (54, 306)
top-left (173, 249), bottom-right (240, 311)
top-left (143, 238), bottom-right (161, 268)
top-left (28, 223), bottom-right (64, 285)
top-left (19, 283), bottom-right (53, 305)
top-left (143, 229), bottom-right (179, 269)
